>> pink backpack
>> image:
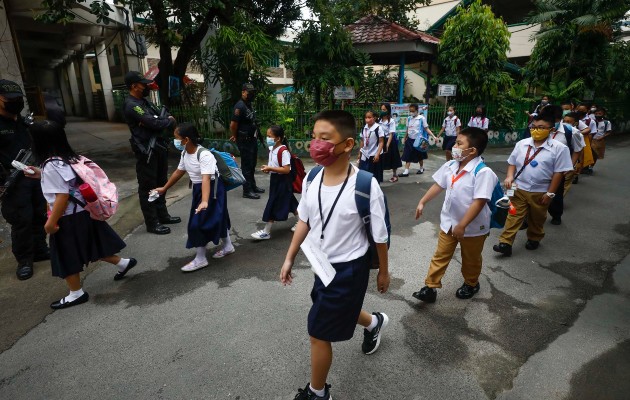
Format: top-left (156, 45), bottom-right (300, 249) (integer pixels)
top-left (69, 156), bottom-right (119, 221)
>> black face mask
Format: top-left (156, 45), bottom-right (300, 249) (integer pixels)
top-left (2, 99), bottom-right (24, 115)
top-left (245, 92), bottom-right (256, 102)
top-left (141, 87), bottom-right (151, 97)
top-left (476, 111), bottom-right (483, 116)
top-left (595, 116), bottom-right (604, 120)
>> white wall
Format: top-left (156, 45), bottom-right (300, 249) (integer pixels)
top-left (412, 0), bottom-right (461, 31)
top-left (507, 24), bottom-right (540, 59)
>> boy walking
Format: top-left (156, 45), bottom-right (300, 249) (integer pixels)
top-left (281, 110), bottom-right (390, 400)
top-left (413, 127), bottom-right (498, 303)
top-left (590, 107), bottom-right (612, 167)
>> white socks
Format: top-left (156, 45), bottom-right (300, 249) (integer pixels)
top-left (222, 234), bottom-right (234, 250)
top-left (310, 384), bottom-right (326, 397)
top-left (263, 222), bottom-right (273, 234)
top-left (116, 258), bottom-right (130, 273)
top-left (403, 168), bottom-right (409, 175)
top-left (64, 288), bottom-right (84, 303)
top-left (195, 247), bottom-right (207, 263)
top-left (366, 314), bottom-right (378, 332)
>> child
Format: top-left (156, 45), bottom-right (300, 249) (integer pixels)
top-left (437, 106), bottom-right (461, 161)
top-left (378, 103), bottom-right (402, 183)
top-left (401, 104), bottom-right (436, 176)
top-left (412, 127), bottom-right (498, 303)
top-left (250, 125), bottom-right (299, 240)
top-left (281, 110), bottom-right (390, 400)
top-left (492, 113), bottom-right (573, 257)
top-left (468, 104), bottom-right (490, 132)
top-left (562, 112), bottom-right (584, 190)
top-left (154, 123), bottom-right (234, 272)
top-left (590, 107), bottom-right (612, 165)
top-left (575, 103), bottom-right (597, 175)
top-left (29, 120), bottom-right (136, 310)
top-left (357, 110), bottom-right (385, 183)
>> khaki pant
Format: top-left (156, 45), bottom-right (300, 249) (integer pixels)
top-left (563, 170), bottom-right (574, 195)
top-left (591, 138), bottom-right (606, 161)
top-left (499, 189), bottom-right (548, 245)
top-left (425, 230), bottom-right (488, 288)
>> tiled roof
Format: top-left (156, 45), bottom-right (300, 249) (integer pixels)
top-left (346, 15), bottom-right (440, 45)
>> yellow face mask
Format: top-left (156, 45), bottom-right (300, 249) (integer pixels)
top-left (530, 128), bottom-right (551, 141)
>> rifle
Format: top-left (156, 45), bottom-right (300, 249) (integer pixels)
top-left (0, 149), bottom-right (33, 201)
top-left (144, 105), bottom-right (170, 164)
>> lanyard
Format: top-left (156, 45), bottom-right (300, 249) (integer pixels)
top-left (318, 164), bottom-right (352, 241)
top-left (451, 170), bottom-right (467, 188)
top-left (514, 145), bottom-right (544, 181)
top-left (364, 126), bottom-right (373, 146)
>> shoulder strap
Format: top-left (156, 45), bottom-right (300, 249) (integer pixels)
top-left (305, 165), bottom-right (324, 193)
top-left (355, 170), bottom-right (374, 242)
top-left (196, 146), bottom-right (209, 162)
top-left (473, 161), bottom-right (487, 176)
top-left (277, 145), bottom-right (288, 166)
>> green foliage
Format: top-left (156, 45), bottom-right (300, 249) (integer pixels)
top-left (318, 0), bottom-right (431, 29)
top-left (435, 0), bottom-right (513, 101)
top-left (599, 41), bottom-right (630, 101)
top-left (493, 94), bottom-right (516, 131)
top-left (355, 66), bottom-right (399, 105)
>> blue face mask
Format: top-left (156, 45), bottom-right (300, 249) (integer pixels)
top-left (266, 137), bottom-right (276, 147)
top-left (174, 139), bottom-right (185, 151)
top-left (554, 122), bottom-right (560, 130)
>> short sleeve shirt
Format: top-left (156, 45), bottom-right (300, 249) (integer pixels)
top-left (407, 116), bottom-right (428, 139)
top-left (41, 160), bottom-right (85, 216)
top-left (360, 123), bottom-right (384, 160)
top-left (468, 116), bottom-right (489, 130)
top-left (507, 138), bottom-right (573, 192)
top-left (442, 116), bottom-right (461, 136)
top-left (231, 99), bottom-right (256, 135)
top-left (552, 124), bottom-right (585, 152)
top-left (378, 119), bottom-right (396, 138)
top-left (177, 148), bottom-right (217, 184)
top-left (593, 120), bottom-right (611, 139)
top-left (268, 145), bottom-right (291, 172)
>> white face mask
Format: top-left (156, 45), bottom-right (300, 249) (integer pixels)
top-left (447, 111), bottom-right (454, 116)
top-left (452, 147), bottom-right (472, 161)
top-left (410, 111), bottom-right (418, 117)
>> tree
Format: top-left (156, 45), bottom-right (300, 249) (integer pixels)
top-left (37, 0), bottom-right (300, 106)
top-left (321, 0), bottom-right (431, 29)
top-left (435, 0), bottom-right (513, 101)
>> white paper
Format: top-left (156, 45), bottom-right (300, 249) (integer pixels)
top-left (300, 236), bottom-right (336, 287)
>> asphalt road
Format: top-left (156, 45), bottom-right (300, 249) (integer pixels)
top-left (1, 136), bottom-right (629, 400)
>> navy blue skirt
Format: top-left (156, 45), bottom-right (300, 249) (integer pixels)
top-left (50, 210), bottom-right (126, 279)
top-left (381, 136), bottom-right (403, 170)
top-left (187, 180), bottom-right (231, 248)
top-left (401, 136), bottom-right (427, 162)
top-left (359, 156), bottom-right (383, 183)
top-left (263, 173), bottom-right (298, 222)
top-left (442, 135), bottom-right (457, 151)
top-left (308, 252), bottom-right (370, 342)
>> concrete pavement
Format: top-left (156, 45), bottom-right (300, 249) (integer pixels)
top-left (0, 129), bottom-right (629, 399)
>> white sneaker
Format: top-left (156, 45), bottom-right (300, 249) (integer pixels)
top-left (251, 230), bottom-right (271, 240)
top-left (291, 222), bottom-right (298, 232)
top-left (181, 259), bottom-right (208, 273)
top-left (212, 246), bottom-right (235, 259)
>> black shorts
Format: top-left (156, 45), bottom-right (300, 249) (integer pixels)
top-left (442, 136), bottom-right (457, 151)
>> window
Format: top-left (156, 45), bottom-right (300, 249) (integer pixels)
top-left (268, 53), bottom-right (280, 68)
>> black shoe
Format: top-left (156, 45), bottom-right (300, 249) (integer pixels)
top-left (586, 167), bottom-right (593, 175)
top-left (572, 176), bottom-right (579, 184)
top-left (362, 312), bottom-right (389, 355)
top-left (159, 216), bottom-right (181, 224)
top-left (525, 240), bottom-right (539, 250)
top-left (412, 286), bottom-right (437, 303)
top-left (16, 265), bottom-right (33, 280)
top-left (147, 224), bottom-right (171, 235)
top-left (33, 251), bottom-right (51, 262)
top-left (493, 243), bottom-right (512, 256)
top-left (294, 383), bottom-right (332, 400)
top-left (519, 221), bottom-right (528, 230)
top-left (253, 187), bottom-right (265, 194)
top-left (50, 292), bottom-right (89, 309)
top-left (399, 172), bottom-right (409, 177)
top-left (243, 191), bottom-right (261, 199)
top-left (550, 217), bottom-right (561, 225)
top-left (417, 168), bottom-right (425, 174)
top-left (114, 258), bottom-right (137, 281)
top-left (455, 283), bottom-right (480, 299)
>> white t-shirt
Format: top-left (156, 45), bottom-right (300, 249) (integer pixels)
top-left (593, 119), bottom-right (611, 139)
top-left (407, 115), bottom-right (428, 139)
top-left (442, 116), bottom-right (461, 136)
top-left (378, 119), bottom-right (396, 138)
top-left (267, 145), bottom-right (291, 173)
top-left (41, 160), bottom-right (86, 216)
top-left (360, 123), bottom-right (384, 160)
top-left (468, 116), bottom-right (489, 130)
top-left (552, 123), bottom-right (585, 152)
top-left (432, 157), bottom-right (498, 237)
top-left (507, 138), bottom-right (573, 192)
top-left (177, 147), bottom-right (217, 184)
top-left (297, 165), bottom-right (388, 264)
top-left (581, 116), bottom-right (597, 136)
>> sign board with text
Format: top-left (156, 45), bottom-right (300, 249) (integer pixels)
top-left (438, 84), bottom-right (457, 97)
top-left (333, 86), bottom-right (356, 100)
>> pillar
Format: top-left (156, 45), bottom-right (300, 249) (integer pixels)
top-left (80, 58), bottom-right (95, 118)
top-left (67, 61), bottom-right (82, 115)
top-left (96, 41), bottom-right (115, 121)
top-left (398, 53), bottom-right (406, 104)
top-left (58, 66), bottom-right (74, 116)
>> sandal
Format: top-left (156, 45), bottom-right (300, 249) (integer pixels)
top-left (389, 177), bottom-right (398, 183)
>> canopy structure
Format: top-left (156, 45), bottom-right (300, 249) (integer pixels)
top-left (346, 16), bottom-right (440, 103)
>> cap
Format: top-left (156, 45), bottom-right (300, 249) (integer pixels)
top-left (0, 79), bottom-right (24, 99)
top-left (125, 71), bottom-right (153, 88)
top-left (242, 83), bottom-right (255, 92)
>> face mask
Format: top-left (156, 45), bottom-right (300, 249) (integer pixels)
top-left (141, 86), bottom-right (151, 97)
top-left (2, 99), bottom-right (24, 115)
top-left (590, 108), bottom-right (596, 113)
top-left (410, 111), bottom-right (418, 117)
top-left (173, 139), bottom-right (185, 151)
top-left (554, 122), bottom-right (560, 130)
top-left (530, 128), bottom-right (551, 141)
top-left (309, 139), bottom-right (344, 166)
top-left (245, 92), bottom-right (256, 101)
top-left (595, 116), bottom-right (604, 120)
top-left (451, 147), bottom-right (472, 162)
top-left (541, 100), bottom-right (548, 105)
top-left (447, 111), bottom-right (454, 116)
top-left (379, 111), bottom-right (388, 117)
top-left (266, 137), bottom-right (276, 147)
top-left (476, 111), bottom-right (483, 116)
top-left (562, 110), bottom-right (570, 117)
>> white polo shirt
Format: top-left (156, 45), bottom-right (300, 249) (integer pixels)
top-left (468, 116), bottom-right (489, 130)
top-left (442, 116), bottom-right (461, 136)
top-left (41, 160), bottom-right (86, 216)
top-left (508, 138), bottom-right (573, 192)
top-left (378, 118), bottom-right (396, 138)
top-left (552, 123), bottom-right (585, 152)
top-left (432, 157), bottom-right (498, 237)
top-left (177, 147), bottom-right (217, 184)
top-left (593, 119), bottom-right (612, 139)
top-left (360, 123), bottom-right (384, 160)
top-left (581, 116), bottom-right (597, 136)
top-left (267, 144), bottom-right (291, 173)
top-left (407, 115), bottom-right (428, 139)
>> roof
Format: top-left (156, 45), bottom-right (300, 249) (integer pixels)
top-left (346, 15), bottom-right (440, 45)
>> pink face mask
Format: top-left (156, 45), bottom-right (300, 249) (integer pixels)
top-left (309, 139), bottom-right (343, 166)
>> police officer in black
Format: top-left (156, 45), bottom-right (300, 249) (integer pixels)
top-left (0, 79), bottom-right (49, 280)
top-left (122, 71), bottom-right (180, 234)
top-left (230, 83), bottom-right (265, 199)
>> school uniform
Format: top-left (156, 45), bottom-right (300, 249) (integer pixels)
top-left (468, 116), bottom-right (490, 131)
top-left (441, 115), bottom-right (461, 151)
top-left (298, 165), bottom-right (388, 342)
top-left (591, 119), bottom-right (611, 159)
top-left (379, 118), bottom-right (402, 170)
top-left (402, 115), bottom-right (429, 163)
top-left (359, 123), bottom-right (384, 183)
top-left (576, 119), bottom-right (595, 169)
top-left (178, 148), bottom-right (231, 248)
top-left (499, 138), bottom-right (573, 245)
top-left (41, 159), bottom-right (126, 279)
top-left (425, 157), bottom-right (497, 288)
top-left (548, 124), bottom-right (585, 219)
top-left (262, 145), bottom-right (298, 222)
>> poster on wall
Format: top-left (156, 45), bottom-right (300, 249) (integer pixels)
top-left (391, 104), bottom-right (429, 139)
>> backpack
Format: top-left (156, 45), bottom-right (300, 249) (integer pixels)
top-left (306, 166), bottom-right (391, 269)
top-left (412, 117), bottom-right (429, 152)
top-left (552, 124), bottom-right (575, 154)
top-left (277, 145), bottom-right (306, 193)
top-left (473, 161), bottom-right (507, 229)
top-left (192, 147), bottom-right (245, 191)
top-left (47, 156), bottom-right (119, 221)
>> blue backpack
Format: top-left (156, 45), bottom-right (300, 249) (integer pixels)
top-left (473, 161), bottom-right (507, 229)
top-left (192, 147), bottom-right (245, 192)
top-left (306, 166), bottom-right (391, 269)
top-left (412, 117), bottom-right (430, 152)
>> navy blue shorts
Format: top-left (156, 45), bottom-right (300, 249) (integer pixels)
top-left (359, 156), bottom-right (383, 183)
top-left (442, 136), bottom-right (457, 151)
top-left (308, 252), bottom-right (370, 342)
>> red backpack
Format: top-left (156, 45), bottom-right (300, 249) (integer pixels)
top-left (277, 146), bottom-right (306, 193)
